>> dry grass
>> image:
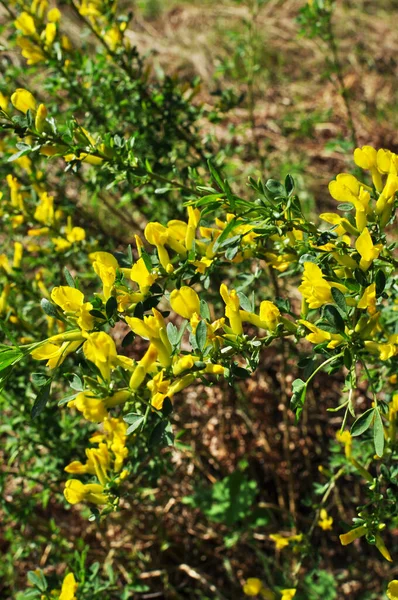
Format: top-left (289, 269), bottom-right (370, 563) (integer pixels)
top-left (126, 0), bottom-right (398, 207)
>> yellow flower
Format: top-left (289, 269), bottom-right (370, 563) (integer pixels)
top-left (281, 590), bottom-right (296, 600)
top-left (70, 391), bottom-right (108, 423)
top-left (243, 578), bottom-right (263, 596)
top-left (318, 508), bottom-right (333, 530)
top-left (298, 262), bottom-right (332, 309)
top-left (13, 242), bottom-right (23, 269)
top-left (0, 284), bottom-right (11, 315)
top-left (51, 286), bottom-right (84, 312)
top-left (52, 237), bottom-right (72, 252)
top-left (220, 283), bottom-right (242, 335)
top-left (355, 228), bottom-right (381, 271)
top-left (51, 286), bottom-right (94, 331)
top-left (170, 286), bottom-right (200, 320)
top-left (265, 252), bottom-right (295, 272)
top-left (47, 7), bottom-right (61, 22)
top-left (185, 206), bottom-right (200, 250)
top-left (130, 257), bottom-right (157, 292)
top-left (374, 534), bottom-right (392, 562)
top-left (269, 534), bottom-right (290, 550)
top-left (129, 344), bottom-right (158, 390)
top-left (364, 341), bottom-right (397, 361)
top-left (32, 0), bottom-right (49, 18)
top-left (83, 332), bottom-right (118, 380)
top-left (63, 479), bottom-right (108, 505)
top-left (0, 92), bottom-right (8, 112)
top-left (17, 37), bottom-right (45, 65)
top-left (66, 226), bottom-right (86, 243)
top-left (387, 580), bottom-right (398, 600)
top-left (300, 320), bottom-right (344, 348)
top-left (259, 301), bottom-right (280, 331)
top-left (328, 173), bottom-right (371, 231)
top-left (357, 283), bottom-right (376, 315)
top-left (31, 340), bottom-right (82, 369)
top-left (59, 573), bottom-right (78, 600)
top-left (14, 12), bottom-right (37, 36)
top-left (65, 443), bottom-right (111, 485)
top-left (11, 215), bottom-right (24, 228)
top-left (339, 524), bottom-right (367, 546)
top-left (145, 222), bottom-right (170, 270)
top-left (34, 191), bottom-right (54, 225)
top-left (89, 251), bottom-right (118, 299)
top-left (336, 430), bottom-right (352, 458)
top-left (354, 145), bottom-right (383, 191)
top-left (172, 355), bottom-right (196, 376)
top-left (147, 369), bottom-right (171, 410)
top-left (11, 88), bottom-right (37, 114)
top-left (42, 22), bottom-right (56, 46)
top-left (319, 212), bottom-right (353, 236)
top-left (377, 149), bottom-right (398, 175)
top-left (126, 309), bottom-right (172, 367)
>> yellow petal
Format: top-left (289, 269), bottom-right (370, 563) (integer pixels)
top-left (51, 286), bottom-right (84, 312)
top-left (11, 88), bottom-right (37, 114)
top-left (170, 286), bottom-right (200, 319)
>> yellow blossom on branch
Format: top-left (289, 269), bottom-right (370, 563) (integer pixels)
top-left (59, 572), bottom-right (78, 600)
top-left (318, 508), bottom-right (333, 530)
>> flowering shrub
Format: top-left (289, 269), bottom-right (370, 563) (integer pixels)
top-left (1, 1), bottom-right (398, 598)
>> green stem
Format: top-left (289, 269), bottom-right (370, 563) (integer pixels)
top-left (306, 353), bottom-right (343, 387)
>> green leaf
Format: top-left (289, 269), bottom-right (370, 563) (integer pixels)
top-left (8, 146), bottom-right (32, 162)
top-left (31, 373), bottom-right (50, 387)
top-left (106, 296), bottom-right (118, 319)
top-left (299, 254), bottom-right (317, 264)
top-left (140, 250), bottom-right (153, 273)
top-left (162, 397), bottom-right (173, 417)
top-left (0, 346), bottom-right (24, 371)
top-left (207, 160), bottom-right (225, 191)
top-left (89, 309), bottom-right (106, 319)
top-left (124, 413), bottom-right (145, 435)
top-left (350, 408), bottom-right (375, 437)
top-left (285, 174), bottom-right (295, 195)
top-left (63, 266), bottom-right (76, 288)
top-left (69, 374), bottom-right (83, 391)
top-left (200, 299), bottom-right (210, 320)
top-left (238, 292), bottom-right (254, 312)
top-left (195, 320), bottom-right (207, 353)
top-left (196, 193), bottom-right (223, 208)
top-left (40, 298), bottom-right (59, 318)
top-left (149, 420), bottom-right (174, 448)
top-left (337, 203), bottom-right (354, 212)
top-left (292, 378), bottom-right (306, 394)
top-left (231, 365), bottom-right (251, 379)
top-left (291, 378), bottom-right (307, 419)
top-left (58, 392), bottom-right (78, 406)
top-left (331, 288), bottom-right (347, 314)
top-left (375, 270), bottom-right (386, 295)
top-left (343, 348), bottom-right (353, 369)
top-left (27, 570), bottom-right (47, 592)
top-left (212, 218), bottom-right (239, 252)
top-left (266, 179), bottom-right (285, 196)
top-left (155, 187), bottom-right (176, 194)
top-left (166, 322), bottom-right (179, 346)
top-left (354, 269), bottom-right (367, 286)
top-left (31, 381), bottom-right (51, 419)
top-left (373, 409), bottom-right (384, 456)
top-left (122, 330), bottom-right (135, 347)
top-left (323, 304), bottom-right (345, 332)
